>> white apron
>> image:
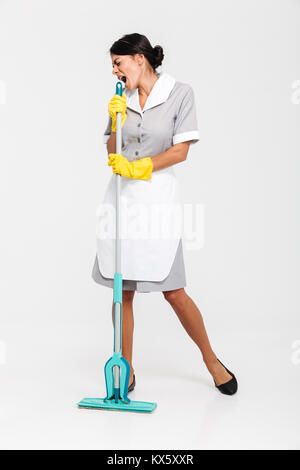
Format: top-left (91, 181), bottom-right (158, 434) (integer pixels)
top-left (96, 70), bottom-right (200, 282)
top-left (96, 167), bottom-right (183, 281)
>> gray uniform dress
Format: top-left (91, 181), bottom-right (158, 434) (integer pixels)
top-left (92, 72), bottom-right (200, 293)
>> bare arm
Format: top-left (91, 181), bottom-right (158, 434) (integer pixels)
top-left (106, 132), bottom-right (116, 155)
top-left (151, 142), bottom-right (191, 171)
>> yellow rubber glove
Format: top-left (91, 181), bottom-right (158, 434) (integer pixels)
top-left (108, 93), bottom-right (127, 132)
top-left (108, 153), bottom-right (153, 180)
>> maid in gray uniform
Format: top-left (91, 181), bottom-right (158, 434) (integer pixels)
top-left (92, 33), bottom-right (238, 396)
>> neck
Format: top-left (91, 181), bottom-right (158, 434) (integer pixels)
top-left (138, 71), bottom-right (160, 97)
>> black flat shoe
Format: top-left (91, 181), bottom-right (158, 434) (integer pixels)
top-left (128, 374), bottom-right (136, 393)
top-left (214, 358), bottom-right (238, 395)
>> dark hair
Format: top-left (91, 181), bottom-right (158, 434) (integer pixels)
top-left (109, 33), bottom-right (164, 71)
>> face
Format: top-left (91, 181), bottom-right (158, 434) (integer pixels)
top-left (111, 53), bottom-right (142, 90)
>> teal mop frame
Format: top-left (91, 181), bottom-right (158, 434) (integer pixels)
top-left (77, 81), bottom-right (157, 413)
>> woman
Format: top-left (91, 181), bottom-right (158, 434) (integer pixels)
top-left (92, 33), bottom-right (238, 396)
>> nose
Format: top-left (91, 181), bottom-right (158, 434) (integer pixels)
top-left (112, 65), bottom-right (119, 76)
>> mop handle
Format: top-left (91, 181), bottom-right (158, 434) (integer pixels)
top-left (113, 81), bottom-right (123, 362)
top-left (115, 82), bottom-right (123, 275)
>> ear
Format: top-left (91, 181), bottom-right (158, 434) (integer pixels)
top-left (135, 53), bottom-right (144, 64)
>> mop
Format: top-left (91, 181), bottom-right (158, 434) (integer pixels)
top-left (77, 81), bottom-right (157, 413)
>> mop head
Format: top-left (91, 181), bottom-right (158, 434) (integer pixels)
top-left (77, 397), bottom-right (156, 413)
top-left (77, 352), bottom-right (157, 413)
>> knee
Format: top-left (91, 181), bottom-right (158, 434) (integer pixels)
top-left (163, 288), bottom-right (185, 306)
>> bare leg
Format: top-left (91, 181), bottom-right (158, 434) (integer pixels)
top-left (163, 288), bottom-right (233, 386)
top-left (112, 290), bottom-right (135, 385)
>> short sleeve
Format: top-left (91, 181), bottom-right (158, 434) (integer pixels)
top-left (103, 115), bottom-right (112, 144)
top-left (173, 86), bottom-right (200, 145)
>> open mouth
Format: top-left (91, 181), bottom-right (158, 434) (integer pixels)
top-left (120, 75), bottom-right (127, 85)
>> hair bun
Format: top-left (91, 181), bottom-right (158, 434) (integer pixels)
top-left (153, 45), bottom-right (164, 68)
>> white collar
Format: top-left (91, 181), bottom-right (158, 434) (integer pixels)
top-left (124, 71), bottom-right (176, 114)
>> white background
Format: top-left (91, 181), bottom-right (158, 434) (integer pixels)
top-left (0, 0), bottom-right (300, 450)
